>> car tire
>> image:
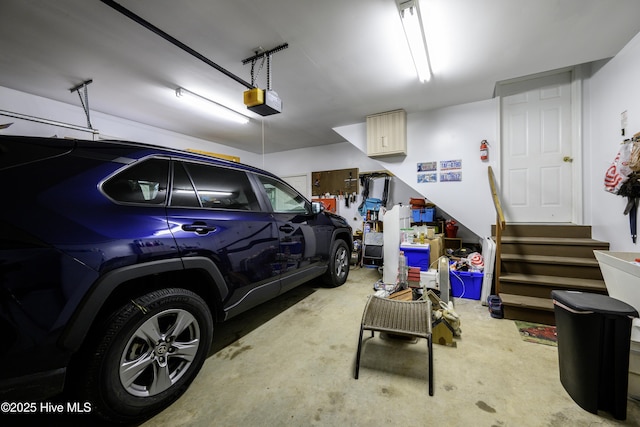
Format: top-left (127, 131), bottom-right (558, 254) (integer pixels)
top-left (76, 288), bottom-right (213, 423)
top-left (322, 240), bottom-right (350, 287)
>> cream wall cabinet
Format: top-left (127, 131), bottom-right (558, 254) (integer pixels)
top-left (366, 109), bottom-right (407, 157)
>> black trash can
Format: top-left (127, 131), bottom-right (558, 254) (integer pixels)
top-left (552, 290), bottom-right (638, 420)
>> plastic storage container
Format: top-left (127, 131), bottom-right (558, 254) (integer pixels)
top-left (552, 290), bottom-right (638, 420)
top-left (593, 251), bottom-right (640, 313)
top-left (411, 207), bottom-right (435, 223)
top-left (487, 295), bottom-right (503, 318)
top-left (449, 269), bottom-right (483, 300)
top-left (593, 250), bottom-right (640, 399)
top-left (400, 243), bottom-right (430, 271)
top-left (420, 269), bottom-right (438, 290)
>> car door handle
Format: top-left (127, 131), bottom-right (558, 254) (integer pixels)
top-left (182, 222), bottom-right (216, 235)
top-left (279, 224), bottom-right (295, 233)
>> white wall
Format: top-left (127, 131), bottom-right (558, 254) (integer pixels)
top-left (261, 139), bottom-right (428, 234)
top-left (587, 31), bottom-right (640, 251)
top-left (334, 99), bottom-right (499, 241)
top-left (0, 86), bottom-right (261, 165)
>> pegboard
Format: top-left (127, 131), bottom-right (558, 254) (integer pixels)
top-left (312, 168), bottom-right (359, 196)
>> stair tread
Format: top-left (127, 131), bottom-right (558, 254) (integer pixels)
top-left (495, 224), bottom-right (594, 239)
top-left (494, 224), bottom-right (609, 324)
top-left (499, 273), bottom-right (606, 290)
top-left (501, 253), bottom-right (599, 266)
top-left (500, 236), bottom-right (609, 246)
top-left (499, 293), bottom-right (554, 311)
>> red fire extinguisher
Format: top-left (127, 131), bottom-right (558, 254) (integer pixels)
top-left (480, 140), bottom-right (489, 161)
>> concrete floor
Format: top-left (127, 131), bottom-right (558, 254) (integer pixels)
top-left (143, 266), bottom-right (640, 427)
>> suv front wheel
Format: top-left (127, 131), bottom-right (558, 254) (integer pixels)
top-left (322, 240), bottom-right (350, 287)
top-left (76, 288), bottom-right (213, 423)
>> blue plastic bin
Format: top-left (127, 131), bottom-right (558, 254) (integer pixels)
top-left (412, 207), bottom-right (435, 223)
top-left (400, 243), bottom-right (431, 271)
top-left (450, 269), bottom-right (483, 300)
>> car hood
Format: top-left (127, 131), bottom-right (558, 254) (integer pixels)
top-left (323, 211), bottom-right (351, 230)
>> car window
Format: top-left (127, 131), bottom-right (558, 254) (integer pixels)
top-left (103, 158), bottom-right (168, 204)
top-left (170, 162), bottom-right (200, 207)
top-left (257, 175), bottom-right (309, 214)
top-left (180, 162), bottom-right (260, 211)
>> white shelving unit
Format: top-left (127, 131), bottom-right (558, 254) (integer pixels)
top-left (382, 204), bottom-right (411, 284)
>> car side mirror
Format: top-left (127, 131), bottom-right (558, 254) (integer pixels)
top-left (311, 201), bottom-right (325, 215)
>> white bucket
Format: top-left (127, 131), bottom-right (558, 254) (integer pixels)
top-left (594, 250), bottom-right (640, 400)
top-left (593, 251), bottom-right (640, 314)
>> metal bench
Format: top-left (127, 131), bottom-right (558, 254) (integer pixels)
top-left (354, 295), bottom-right (434, 395)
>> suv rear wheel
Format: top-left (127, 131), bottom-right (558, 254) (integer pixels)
top-left (77, 288), bottom-right (213, 423)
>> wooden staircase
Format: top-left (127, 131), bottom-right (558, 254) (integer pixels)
top-left (494, 224), bottom-right (610, 325)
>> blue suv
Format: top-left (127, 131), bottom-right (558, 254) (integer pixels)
top-left (0, 135), bottom-right (352, 422)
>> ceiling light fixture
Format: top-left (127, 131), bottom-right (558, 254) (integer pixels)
top-left (396, 0), bottom-right (431, 83)
top-left (175, 87), bottom-right (250, 124)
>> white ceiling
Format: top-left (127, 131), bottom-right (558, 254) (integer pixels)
top-left (1, 0), bottom-right (640, 154)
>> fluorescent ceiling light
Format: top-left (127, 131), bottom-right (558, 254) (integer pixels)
top-left (397, 0), bottom-right (431, 82)
top-left (197, 190), bottom-right (234, 197)
top-left (176, 87), bottom-right (250, 124)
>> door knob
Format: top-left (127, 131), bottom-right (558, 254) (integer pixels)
top-left (563, 156), bottom-right (574, 163)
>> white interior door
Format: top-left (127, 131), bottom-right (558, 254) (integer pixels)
top-left (500, 71), bottom-right (574, 223)
top-left (282, 174), bottom-right (309, 199)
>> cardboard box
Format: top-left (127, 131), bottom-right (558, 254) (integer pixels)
top-left (388, 288), bottom-right (413, 301)
top-left (425, 235), bottom-right (444, 266)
